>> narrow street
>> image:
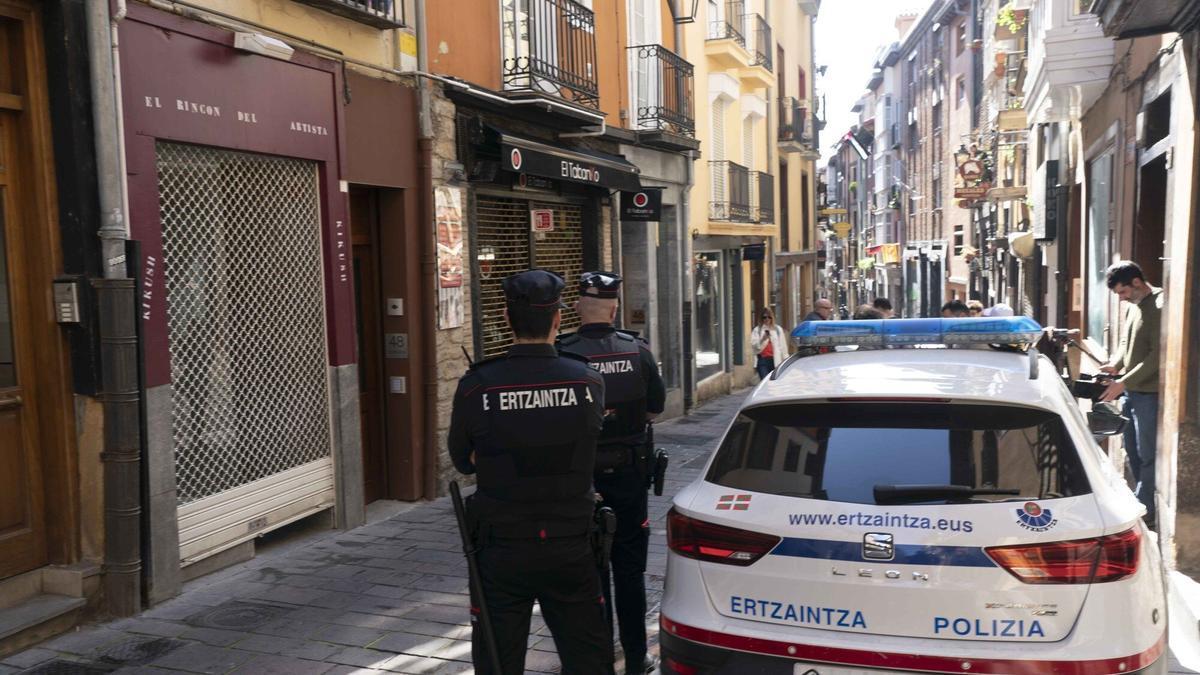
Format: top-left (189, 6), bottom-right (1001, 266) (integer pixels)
top-left (0, 396), bottom-right (747, 675)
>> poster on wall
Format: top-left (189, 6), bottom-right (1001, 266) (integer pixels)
top-left (435, 186), bottom-right (465, 329)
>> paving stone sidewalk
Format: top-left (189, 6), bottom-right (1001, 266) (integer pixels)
top-left (5, 386), bottom-right (1194, 675)
top-left (2, 393), bottom-right (748, 675)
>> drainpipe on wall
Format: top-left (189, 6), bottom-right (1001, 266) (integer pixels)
top-left (86, 0), bottom-right (141, 617)
top-left (672, 0), bottom-right (695, 411)
top-left (415, 0), bottom-right (439, 499)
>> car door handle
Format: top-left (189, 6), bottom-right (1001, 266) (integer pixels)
top-left (0, 394), bottom-right (23, 411)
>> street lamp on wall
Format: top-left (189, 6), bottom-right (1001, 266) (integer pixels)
top-left (673, 0), bottom-right (700, 23)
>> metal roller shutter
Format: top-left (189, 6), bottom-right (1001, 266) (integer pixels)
top-left (475, 196), bottom-right (584, 359)
top-left (531, 200), bottom-right (583, 335)
top-left (156, 142), bottom-right (335, 564)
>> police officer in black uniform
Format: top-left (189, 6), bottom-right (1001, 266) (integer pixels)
top-left (448, 269), bottom-right (613, 675)
top-left (558, 272), bottom-right (666, 674)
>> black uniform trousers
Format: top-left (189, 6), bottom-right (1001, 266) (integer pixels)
top-left (595, 460), bottom-right (650, 669)
top-left (470, 533), bottom-right (613, 675)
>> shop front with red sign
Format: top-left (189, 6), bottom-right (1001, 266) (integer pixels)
top-left (120, 4), bottom-right (355, 600)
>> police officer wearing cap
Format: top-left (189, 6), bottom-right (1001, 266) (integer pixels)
top-left (558, 272), bottom-right (666, 674)
top-left (448, 269), bottom-right (613, 675)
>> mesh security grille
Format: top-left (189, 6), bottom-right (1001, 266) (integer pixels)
top-left (531, 200), bottom-right (582, 335)
top-left (475, 196), bottom-right (583, 359)
top-left (156, 142), bottom-right (333, 506)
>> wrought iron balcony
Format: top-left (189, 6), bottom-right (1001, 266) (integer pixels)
top-left (747, 14), bottom-right (772, 70)
top-left (707, 0), bottom-right (746, 46)
top-left (501, 0), bottom-right (600, 109)
top-left (292, 0), bottom-right (404, 28)
top-left (778, 97), bottom-right (805, 143)
top-left (627, 45), bottom-right (695, 137)
top-left (709, 160), bottom-right (751, 222)
top-left (752, 171), bottom-right (774, 223)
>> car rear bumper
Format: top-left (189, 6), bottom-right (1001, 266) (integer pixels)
top-left (660, 615), bottom-right (1165, 675)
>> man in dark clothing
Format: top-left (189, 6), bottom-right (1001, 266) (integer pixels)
top-left (558, 271), bottom-right (666, 675)
top-left (802, 298), bottom-right (833, 322)
top-left (941, 300), bottom-right (970, 317)
top-left (1099, 260), bottom-right (1164, 522)
top-left (448, 269), bottom-right (612, 675)
top-left (872, 297), bottom-right (894, 318)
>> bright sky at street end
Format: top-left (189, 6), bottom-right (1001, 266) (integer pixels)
top-left (815, 0), bottom-right (933, 163)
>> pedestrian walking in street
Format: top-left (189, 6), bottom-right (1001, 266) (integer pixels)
top-left (941, 300), bottom-right (970, 317)
top-left (448, 269), bottom-right (613, 675)
top-left (1098, 260), bottom-right (1164, 523)
top-left (872, 297), bottom-right (894, 318)
top-left (854, 304), bottom-right (885, 320)
top-left (750, 308), bottom-right (789, 381)
top-left (802, 298), bottom-right (833, 322)
top-left (559, 271), bottom-right (666, 675)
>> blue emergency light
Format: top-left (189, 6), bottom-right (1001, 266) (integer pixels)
top-left (790, 317), bottom-right (1044, 348)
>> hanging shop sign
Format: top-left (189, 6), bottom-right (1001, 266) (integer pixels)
top-left (954, 145), bottom-right (993, 200)
top-left (620, 188), bottom-right (664, 221)
top-left (531, 208), bottom-right (555, 233)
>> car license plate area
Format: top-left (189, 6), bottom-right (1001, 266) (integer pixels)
top-left (794, 664), bottom-right (880, 675)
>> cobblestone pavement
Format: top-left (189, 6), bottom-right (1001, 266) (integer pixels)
top-left (1, 392), bottom-right (746, 675)
top-left (3, 388), bottom-right (1195, 674)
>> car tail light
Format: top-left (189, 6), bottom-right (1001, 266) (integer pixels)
top-left (667, 508), bottom-right (780, 566)
top-left (985, 527), bottom-right (1141, 584)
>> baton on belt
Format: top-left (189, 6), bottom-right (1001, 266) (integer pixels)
top-left (450, 481), bottom-right (502, 674)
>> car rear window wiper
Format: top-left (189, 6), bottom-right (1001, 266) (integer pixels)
top-left (873, 484), bottom-right (1021, 504)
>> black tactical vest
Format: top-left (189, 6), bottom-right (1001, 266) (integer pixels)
top-left (467, 353), bottom-right (599, 535)
top-left (559, 329), bottom-right (647, 445)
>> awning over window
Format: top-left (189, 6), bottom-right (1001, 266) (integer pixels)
top-left (493, 128), bottom-right (642, 191)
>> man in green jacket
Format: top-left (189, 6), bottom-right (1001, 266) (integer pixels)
top-left (1099, 260), bottom-right (1164, 522)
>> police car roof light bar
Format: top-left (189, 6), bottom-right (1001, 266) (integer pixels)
top-left (790, 317), bottom-right (1044, 349)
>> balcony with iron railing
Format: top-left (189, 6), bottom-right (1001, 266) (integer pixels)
top-left (293, 0), bottom-right (405, 27)
top-left (747, 14), bottom-right (772, 71)
top-left (501, 0), bottom-right (600, 109)
top-left (707, 0), bottom-right (745, 45)
top-left (751, 171), bottom-right (774, 223)
top-left (709, 160), bottom-right (751, 222)
top-left (778, 97), bottom-right (817, 156)
top-left (627, 44), bottom-right (696, 142)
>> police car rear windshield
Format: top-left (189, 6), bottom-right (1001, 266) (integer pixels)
top-left (705, 402), bottom-right (1090, 505)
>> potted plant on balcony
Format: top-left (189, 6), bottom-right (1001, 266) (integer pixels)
top-left (995, 5), bottom-right (1027, 40)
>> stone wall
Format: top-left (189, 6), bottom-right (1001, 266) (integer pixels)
top-left (429, 89), bottom-right (474, 495)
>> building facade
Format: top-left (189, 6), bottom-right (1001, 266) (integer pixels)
top-left (423, 0), bottom-right (700, 476)
top-left (1, 0), bottom-right (430, 647)
top-left (774, 0), bottom-right (823, 331)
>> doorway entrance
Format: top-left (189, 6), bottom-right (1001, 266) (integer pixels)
top-left (0, 110), bottom-right (47, 580)
top-left (0, 5), bottom-right (73, 582)
top-left (350, 189), bottom-right (387, 505)
top-left (1134, 155), bottom-right (1167, 287)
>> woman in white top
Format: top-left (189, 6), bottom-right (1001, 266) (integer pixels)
top-left (750, 308), bottom-right (789, 380)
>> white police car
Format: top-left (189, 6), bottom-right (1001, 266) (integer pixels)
top-left (660, 318), bottom-right (1166, 675)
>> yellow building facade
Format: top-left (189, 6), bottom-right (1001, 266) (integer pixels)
top-left (685, 0), bottom-right (820, 397)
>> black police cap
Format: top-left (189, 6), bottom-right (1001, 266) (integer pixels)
top-left (579, 271), bottom-right (622, 299)
top-left (502, 269), bottom-right (567, 310)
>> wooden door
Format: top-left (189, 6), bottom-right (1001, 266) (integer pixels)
top-left (350, 190), bottom-right (386, 504)
top-left (0, 109), bottom-right (48, 579)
